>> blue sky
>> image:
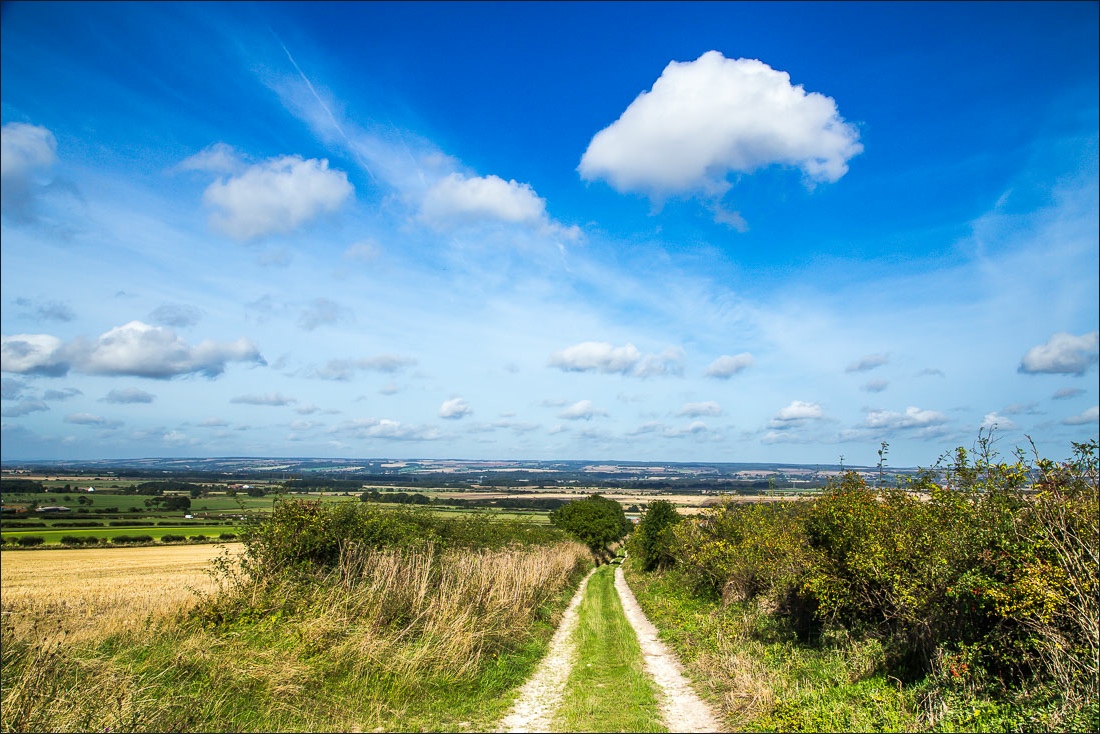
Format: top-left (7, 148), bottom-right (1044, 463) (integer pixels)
top-left (2, 1), bottom-right (1097, 467)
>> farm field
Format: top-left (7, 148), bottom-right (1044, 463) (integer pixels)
top-left (1, 525), bottom-right (242, 545)
top-left (1, 543), bottom-right (241, 643)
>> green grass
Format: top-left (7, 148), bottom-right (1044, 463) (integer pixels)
top-left (552, 564), bottom-right (666, 732)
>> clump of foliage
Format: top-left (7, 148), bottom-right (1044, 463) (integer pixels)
top-left (648, 437), bottom-right (1098, 730)
top-left (626, 499), bottom-right (681, 571)
top-left (549, 494), bottom-right (632, 563)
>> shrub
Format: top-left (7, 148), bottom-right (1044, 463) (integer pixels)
top-left (549, 494), bottom-right (631, 562)
top-left (160, 534), bottom-right (186, 543)
top-left (59, 535), bottom-right (83, 546)
top-left (16, 536), bottom-right (45, 547)
top-left (627, 499), bottom-right (681, 571)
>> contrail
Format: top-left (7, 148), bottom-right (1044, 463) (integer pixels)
top-left (272, 30), bottom-right (378, 185)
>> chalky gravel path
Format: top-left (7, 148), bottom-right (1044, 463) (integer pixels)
top-left (496, 562), bottom-right (722, 733)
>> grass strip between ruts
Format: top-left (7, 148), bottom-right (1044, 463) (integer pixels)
top-left (552, 563), bottom-right (667, 733)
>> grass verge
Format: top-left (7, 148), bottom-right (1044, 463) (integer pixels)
top-left (552, 564), bottom-right (666, 732)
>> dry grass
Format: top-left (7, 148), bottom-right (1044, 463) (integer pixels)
top-left (0, 544), bottom-right (241, 643)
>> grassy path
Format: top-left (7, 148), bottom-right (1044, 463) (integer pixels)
top-left (550, 564), bottom-right (667, 732)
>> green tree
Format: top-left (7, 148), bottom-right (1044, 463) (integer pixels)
top-left (629, 499), bottom-right (681, 571)
top-left (550, 494), bottom-right (631, 564)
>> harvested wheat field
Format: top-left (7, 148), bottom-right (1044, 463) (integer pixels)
top-left (1, 544), bottom-right (242, 643)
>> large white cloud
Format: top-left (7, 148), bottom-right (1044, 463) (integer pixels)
top-left (579, 52), bottom-right (862, 200)
top-left (1018, 331), bottom-right (1098, 375)
top-left (1, 322), bottom-right (264, 379)
top-left (1, 122), bottom-right (58, 217)
top-left (203, 155), bottom-right (353, 240)
top-left (420, 173), bottom-right (546, 229)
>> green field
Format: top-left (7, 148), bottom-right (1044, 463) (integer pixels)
top-left (1, 525), bottom-right (243, 545)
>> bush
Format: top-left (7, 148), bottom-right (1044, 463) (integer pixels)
top-left (16, 536), bottom-right (45, 547)
top-left (627, 499), bottom-right (681, 571)
top-left (160, 534), bottom-right (187, 543)
top-left (549, 494), bottom-right (632, 562)
top-left (59, 535), bottom-right (84, 546)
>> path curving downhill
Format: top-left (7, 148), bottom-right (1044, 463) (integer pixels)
top-left (496, 567), bottom-right (596, 733)
top-left (615, 565), bottom-right (722, 732)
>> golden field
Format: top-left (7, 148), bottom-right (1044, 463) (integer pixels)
top-left (1, 544), bottom-right (242, 643)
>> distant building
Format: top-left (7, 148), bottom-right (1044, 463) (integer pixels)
top-left (36, 506), bottom-right (71, 513)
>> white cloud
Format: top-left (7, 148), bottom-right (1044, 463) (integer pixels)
top-left (705, 353), bottom-right (753, 379)
top-left (1, 122), bottom-right (57, 216)
top-left (338, 418), bottom-right (441, 441)
top-left (64, 413), bottom-right (118, 426)
top-left (548, 341), bottom-right (681, 377)
top-left (101, 388), bottom-right (155, 404)
top-left (439, 397), bottom-right (472, 419)
top-left (230, 392), bottom-right (296, 406)
top-left (8, 325), bottom-right (246, 381)
top-left (861, 379), bottom-right (889, 393)
top-left (1053, 387), bottom-right (1085, 400)
top-left (558, 400), bottom-right (606, 420)
top-left (578, 51), bottom-right (862, 200)
top-left (678, 401), bottom-right (721, 417)
top-left (1018, 331), bottom-right (1099, 375)
top-left (203, 155), bottom-right (353, 240)
top-left (343, 241), bottom-right (380, 263)
top-left (846, 353), bottom-right (889, 373)
top-left (861, 406), bottom-right (948, 431)
top-left (175, 142), bottom-right (244, 175)
top-left (68, 322), bottom-right (264, 379)
top-left (1, 334), bottom-right (66, 376)
top-left (549, 342), bottom-right (641, 374)
top-left (42, 387), bottom-right (81, 401)
top-left (772, 400), bottom-right (826, 424)
top-left (420, 172), bottom-right (546, 229)
top-left (980, 412), bottom-right (1019, 431)
top-left (1062, 406), bottom-right (1099, 426)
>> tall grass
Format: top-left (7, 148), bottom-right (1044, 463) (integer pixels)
top-left (2, 535), bottom-right (591, 731)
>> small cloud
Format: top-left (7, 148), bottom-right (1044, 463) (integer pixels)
top-left (861, 406), bottom-right (948, 431)
top-left (678, 401), bottom-right (721, 417)
top-left (1, 400), bottom-right (49, 417)
top-left (1001, 402), bottom-right (1040, 416)
top-left (705, 353), bottom-right (753, 379)
top-left (336, 418), bottom-right (441, 441)
top-left (14, 298), bottom-right (76, 323)
top-left (298, 298), bottom-right (351, 331)
top-left (175, 142), bottom-right (244, 175)
top-left (203, 155), bottom-right (354, 240)
top-left (1062, 406), bottom-right (1099, 426)
top-left (230, 392), bottom-right (296, 406)
top-left (1019, 331), bottom-right (1099, 376)
top-left (101, 387), bottom-right (155, 404)
top-left (198, 417), bottom-right (229, 427)
top-left (379, 383), bottom-right (400, 395)
top-left (558, 400), bottom-right (607, 421)
top-left (312, 355), bottom-right (416, 380)
top-left (861, 379), bottom-right (889, 393)
top-left (1052, 387), bottom-right (1085, 400)
top-left (439, 397), bottom-right (473, 419)
top-left (846, 353), bottom-right (889, 373)
top-left (148, 304), bottom-right (204, 329)
top-left (0, 378), bottom-right (27, 400)
top-left (421, 173), bottom-right (546, 230)
top-left (343, 241), bottom-right (380, 263)
top-left (769, 400), bottom-right (827, 429)
top-left (917, 368), bottom-right (945, 378)
top-left (42, 387), bottom-right (82, 401)
top-left (548, 341), bottom-right (682, 378)
top-left (64, 412), bottom-right (117, 426)
top-left (981, 412), bottom-right (1019, 431)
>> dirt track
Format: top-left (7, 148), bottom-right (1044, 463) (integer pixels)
top-left (496, 562), bottom-right (721, 733)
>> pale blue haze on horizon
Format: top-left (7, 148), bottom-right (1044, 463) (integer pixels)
top-left (1, 1), bottom-right (1097, 467)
